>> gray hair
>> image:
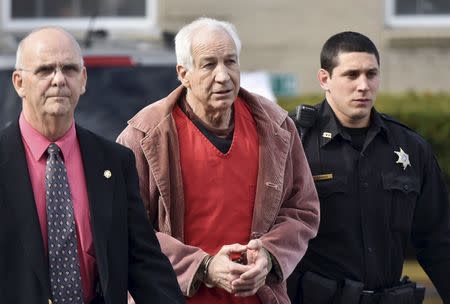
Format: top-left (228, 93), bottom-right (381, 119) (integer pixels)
top-left (15, 26), bottom-right (84, 69)
top-left (174, 17), bottom-right (241, 71)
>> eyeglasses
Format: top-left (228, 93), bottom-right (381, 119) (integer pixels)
top-left (17, 64), bottom-right (82, 80)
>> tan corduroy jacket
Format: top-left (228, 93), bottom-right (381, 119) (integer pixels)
top-left (117, 85), bottom-right (320, 304)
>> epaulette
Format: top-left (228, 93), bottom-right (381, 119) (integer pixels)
top-left (288, 112), bottom-right (297, 121)
top-left (380, 113), bottom-right (418, 134)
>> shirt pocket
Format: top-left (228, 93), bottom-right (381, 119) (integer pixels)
top-left (315, 175), bottom-right (349, 233)
top-left (315, 175), bottom-right (348, 199)
top-left (382, 172), bottom-right (420, 232)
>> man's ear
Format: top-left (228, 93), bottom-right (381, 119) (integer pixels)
top-left (318, 68), bottom-right (331, 91)
top-left (176, 64), bottom-right (190, 88)
top-left (80, 67), bottom-right (87, 95)
top-left (12, 71), bottom-right (25, 98)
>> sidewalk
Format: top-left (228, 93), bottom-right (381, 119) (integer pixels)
top-left (403, 260), bottom-right (441, 304)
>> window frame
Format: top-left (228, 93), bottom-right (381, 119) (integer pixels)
top-left (386, 0), bottom-right (450, 27)
top-left (1, 0), bottom-right (158, 34)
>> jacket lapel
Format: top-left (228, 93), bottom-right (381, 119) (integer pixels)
top-left (76, 126), bottom-right (112, 293)
top-left (252, 117), bottom-right (291, 234)
top-left (240, 91), bottom-right (292, 235)
top-left (0, 122), bottom-right (50, 293)
top-left (141, 118), bottom-right (186, 241)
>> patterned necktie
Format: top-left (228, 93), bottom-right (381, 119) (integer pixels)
top-left (46, 143), bottom-right (84, 304)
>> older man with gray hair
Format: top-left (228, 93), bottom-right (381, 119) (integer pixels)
top-left (117, 17), bottom-right (319, 304)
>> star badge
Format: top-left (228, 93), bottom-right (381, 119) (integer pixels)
top-left (394, 148), bottom-right (411, 170)
top-left (104, 170), bottom-right (112, 179)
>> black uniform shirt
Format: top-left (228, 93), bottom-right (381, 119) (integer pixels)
top-left (297, 100), bottom-right (450, 300)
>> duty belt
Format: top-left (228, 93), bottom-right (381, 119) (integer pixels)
top-left (299, 272), bottom-right (425, 304)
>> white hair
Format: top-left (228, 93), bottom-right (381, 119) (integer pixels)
top-left (15, 26), bottom-right (84, 69)
top-left (174, 17), bottom-right (242, 71)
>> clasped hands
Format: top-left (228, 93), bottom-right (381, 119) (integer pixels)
top-left (204, 239), bottom-right (272, 297)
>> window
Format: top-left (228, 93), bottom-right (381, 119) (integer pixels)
top-left (386, 0), bottom-right (450, 27)
top-left (1, 0), bottom-right (158, 34)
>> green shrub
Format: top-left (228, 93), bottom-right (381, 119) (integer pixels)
top-left (278, 92), bottom-right (450, 191)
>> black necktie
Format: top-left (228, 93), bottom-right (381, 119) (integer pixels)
top-left (46, 143), bottom-right (83, 304)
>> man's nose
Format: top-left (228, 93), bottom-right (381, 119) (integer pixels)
top-left (214, 64), bottom-right (231, 82)
top-left (51, 68), bottom-right (67, 86)
top-left (357, 75), bottom-right (370, 91)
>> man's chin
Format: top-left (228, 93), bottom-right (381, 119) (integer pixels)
top-left (350, 111), bottom-right (371, 123)
top-left (45, 105), bottom-right (73, 118)
top-left (212, 98), bottom-right (235, 110)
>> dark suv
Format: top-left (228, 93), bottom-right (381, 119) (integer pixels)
top-left (0, 40), bottom-right (179, 141)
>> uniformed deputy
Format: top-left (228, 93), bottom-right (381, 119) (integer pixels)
top-left (287, 31), bottom-right (450, 304)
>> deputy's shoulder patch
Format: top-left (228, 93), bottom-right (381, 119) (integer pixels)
top-left (380, 113), bottom-right (417, 133)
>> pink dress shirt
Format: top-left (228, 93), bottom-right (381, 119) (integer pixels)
top-left (19, 113), bottom-right (97, 303)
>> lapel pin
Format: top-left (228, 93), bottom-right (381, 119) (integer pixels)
top-left (104, 170), bottom-right (112, 179)
top-left (322, 132), bottom-right (332, 139)
top-left (394, 148), bottom-right (411, 170)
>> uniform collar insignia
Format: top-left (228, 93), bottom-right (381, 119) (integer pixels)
top-left (394, 147), bottom-right (411, 170)
top-left (322, 132), bottom-right (332, 139)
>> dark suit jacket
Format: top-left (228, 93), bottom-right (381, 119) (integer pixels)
top-left (0, 121), bottom-right (184, 304)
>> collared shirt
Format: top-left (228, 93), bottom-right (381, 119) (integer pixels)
top-left (19, 113), bottom-right (97, 303)
top-left (296, 100), bottom-right (450, 294)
